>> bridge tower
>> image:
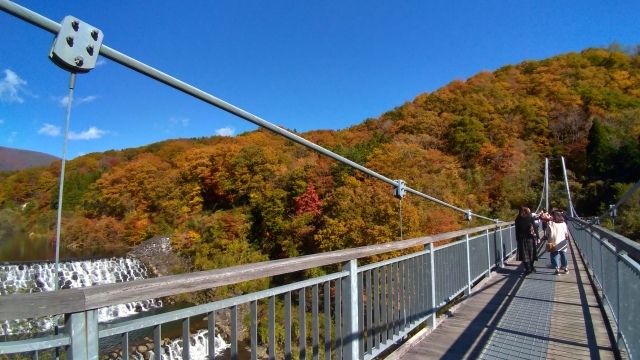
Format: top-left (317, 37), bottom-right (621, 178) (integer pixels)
top-left (542, 157), bottom-right (575, 216)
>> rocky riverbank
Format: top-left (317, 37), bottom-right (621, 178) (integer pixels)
top-left (127, 235), bottom-right (184, 277)
top-left (124, 236), bottom-right (266, 359)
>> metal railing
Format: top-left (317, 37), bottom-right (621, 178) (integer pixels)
top-left (568, 218), bottom-right (640, 360)
top-left (0, 222), bottom-right (515, 359)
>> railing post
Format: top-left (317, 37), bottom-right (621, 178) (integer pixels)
top-left (512, 225), bottom-right (515, 254)
top-left (615, 245), bottom-right (625, 351)
top-left (496, 221), bottom-right (504, 268)
top-left (465, 234), bottom-right (471, 296)
top-left (600, 238), bottom-right (605, 301)
top-left (342, 259), bottom-right (359, 360)
top-left (485, 229), bottom-right (491, 278)
top-left (86, 310), bottom-right (99, 360)
top-left (590, 225), bottom-right (595, 268)
top-left (427, 242), bottom-right (437, 329)
top-left (65, 312), bottom-right (88, 360)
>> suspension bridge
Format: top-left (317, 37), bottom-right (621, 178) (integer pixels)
top-left (1, 1), bottom-right (639, 359)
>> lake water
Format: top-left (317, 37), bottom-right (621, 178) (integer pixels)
top-left (0, 232), bottom-right (130, 262)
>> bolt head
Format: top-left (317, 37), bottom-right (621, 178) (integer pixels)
top-left (86, 45), bottom-right (94, 55)
top-left (91, 29), bottom-right (99, 41)
top-left (71, 20), bottom-right (79, 31)
top-left (66, 36), bottom-right (74, 46)
top-left (74, 56), bottom-right (84, 66)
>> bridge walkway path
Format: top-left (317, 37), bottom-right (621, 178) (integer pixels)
top-left (387, 234), bottom-right (618, 359)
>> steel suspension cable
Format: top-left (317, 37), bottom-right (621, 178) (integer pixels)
top-left (399, 199), bottom-right (403, 240)
top-left (53, 73), bottom-right (75, 292)
top-left (534, 171), bottom-right (546, 214)
top-left (592, 178), bottom-right (640, 224)
top-left (0, 0), bottom-right (501, 223)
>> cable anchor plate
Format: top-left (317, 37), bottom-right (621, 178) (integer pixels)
top-left (49, 16), bottom-right (103, 73)
top-left (393, 180), bottom-right (406, 199)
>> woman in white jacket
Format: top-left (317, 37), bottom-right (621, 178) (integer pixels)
top-left (547, 210), bottom-right (569, 275)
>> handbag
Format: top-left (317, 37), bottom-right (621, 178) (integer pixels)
top-left (546, 242), bottom-right (555, 252)
top-left (546, 222), bottom-right (557, 252)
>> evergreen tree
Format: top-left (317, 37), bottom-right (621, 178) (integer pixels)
top-left (586, 119), bottom-right (616, 180)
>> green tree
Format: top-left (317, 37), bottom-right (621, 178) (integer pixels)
top-left (448, 116), bottom-right (488, 163)
top-left (586, 119), bottom-right (616, 179)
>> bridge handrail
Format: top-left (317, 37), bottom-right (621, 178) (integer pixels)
top-left (2, 222), bottom-right (517, 359)
top-left (0, 222), bottom-right (510, 321)
top-left (568, 217), bottom-right (640, 359)
top-left (571, 217), bottom-right (640, 260)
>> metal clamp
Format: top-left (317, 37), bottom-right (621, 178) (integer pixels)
top-left (393, 180), bottom-right (406, 199)
top-left (49, 16), bottom-right (103, 73)
top-left (464, 210), bottom-right (472, 221)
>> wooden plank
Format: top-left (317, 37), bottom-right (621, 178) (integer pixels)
top-left (547, 235), bottom-right (616, 359)
top-left (385, 262), bottom-right (522, 360)
top-left (0, 289), bottom-right (86, 320)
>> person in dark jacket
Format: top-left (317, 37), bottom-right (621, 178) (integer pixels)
top-left (515, 206), bottom-right (539, 274)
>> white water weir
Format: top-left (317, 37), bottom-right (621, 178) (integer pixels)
top-left (0, 257), bottom-right (229, 359)
top-left (0, 258), bottom-right (162, 335)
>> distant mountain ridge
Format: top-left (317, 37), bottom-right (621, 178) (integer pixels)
top-left (0, 146), bottom-right (59, 171)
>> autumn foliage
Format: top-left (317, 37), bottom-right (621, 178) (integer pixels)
top-left (2, 45), bottom-right (640, 276)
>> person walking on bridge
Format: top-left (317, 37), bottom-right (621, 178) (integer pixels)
top-left (515, 206), bottom-right (539, 274)
top-left (546, 210), bottom-right (570, 275)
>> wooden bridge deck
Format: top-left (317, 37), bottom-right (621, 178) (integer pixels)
top-left (387, 235), bottom-right (618, 360)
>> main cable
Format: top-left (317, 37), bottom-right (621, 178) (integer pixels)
top-left (592, 179), bottom-right (640, 224)
top-left (0, 0), bottom-right (502, 223)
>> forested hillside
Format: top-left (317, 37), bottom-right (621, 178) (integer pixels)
top-left (1, 46), bottom-right (640, 276)
top-left (0, 146), bottom-right (59, 171)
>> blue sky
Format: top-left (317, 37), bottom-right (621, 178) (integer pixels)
top-left (1, 1), bottom-right (639, 159)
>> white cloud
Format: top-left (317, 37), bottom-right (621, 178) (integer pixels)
top-left (8, 131), bottom-right (17, 143)
top-left (38, 123), bottom-right (61, 136)
top-left (59, 95), bottom-right (98, 107)
top-left (0, 69), bottom-right (28, 103)
top-left (170, 117), bottom-right (189, 127)
top-left (0, 119), bottom-right (4, 124)
top-left (68, 126), bottom-right (107, 140)
top-left (215, 126), bottom-right (235, 137)
top-left (95, 59), bottom-right (106, 67)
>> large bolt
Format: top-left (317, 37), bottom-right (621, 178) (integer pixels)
top-left (74, 56), bottom-right (84, 66)
top-left (91, 29), bottom-right (99, 41)
top-left (86, 45), bottom-right (94, 55)
top-left (71, 20), bottom-right (79, 31)
top-left (66, 36), bottom-right (74, 46)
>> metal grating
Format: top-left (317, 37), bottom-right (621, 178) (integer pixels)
top-left (478, 253), bottom-right (556, 359)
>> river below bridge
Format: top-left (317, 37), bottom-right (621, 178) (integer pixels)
top-left (0, 233), bottom-right (254, 359)
top-left (0, 232), bottom-right (130, 262)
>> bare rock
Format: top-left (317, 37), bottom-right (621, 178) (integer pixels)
top-left (128, 235), bottom-right (184, 277)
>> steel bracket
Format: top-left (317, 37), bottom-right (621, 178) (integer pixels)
top-left (393, 180), bottom-right (406, 199)
top-left (50, 16), bottom-right (103, 73)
